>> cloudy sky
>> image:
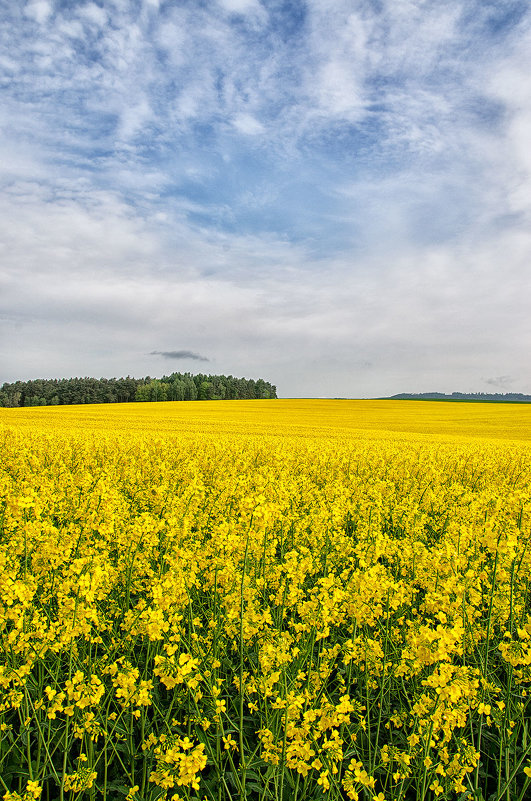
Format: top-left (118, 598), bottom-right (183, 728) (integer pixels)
top-left (1, 0), bottom-right (530, 398)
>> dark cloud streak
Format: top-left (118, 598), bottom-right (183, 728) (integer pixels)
top-left (150, 350), bottom-right (209, 362)
top-left (485, 375), bottom-right (513, 388)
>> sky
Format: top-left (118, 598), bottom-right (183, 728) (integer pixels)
top-left (1, 0), bottom-right (530, 398)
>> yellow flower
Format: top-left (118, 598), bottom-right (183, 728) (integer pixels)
top-left (430, 780), bottom-right (444, 796)
top-left (25, 783), bottom-right (42, 800)
top-left (222, 735), bottom-right (238, 751)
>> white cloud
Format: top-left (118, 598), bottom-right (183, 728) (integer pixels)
top-left (232, 112), bottom-right (265, 135)
top-left (117, 97), bottom-right (153, 140)
top-left (78, 3), bottom-right (108, 28)
top-left (485, 28), bottom-right (531, 221)
top-left (24, 0), bottom-right (53, 25)
top-left (217, 0), bottom-right (268, 29)
top-left (57, 19), bottom-right (85, 39)
top-left (218, 0), bottom-right (263, 14)
top-left (314, 60), bottom-right (363, 118)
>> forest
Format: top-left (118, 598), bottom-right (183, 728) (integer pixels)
top-left (0, 372), bottom-right (277, 407)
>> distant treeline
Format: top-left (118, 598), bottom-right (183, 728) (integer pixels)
top-left (387, 392), bottom-right (531, 403)
top-left (0, 373), bottom-right (277, 407)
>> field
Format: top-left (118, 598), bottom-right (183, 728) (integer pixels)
top-left (1, 399), bottom-right (531, 801)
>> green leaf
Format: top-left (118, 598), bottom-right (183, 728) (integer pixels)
top-left (105, 781), bottom-right (130, 795)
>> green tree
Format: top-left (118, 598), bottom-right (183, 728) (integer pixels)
top-left (135, 384), bottom-right (151, 402)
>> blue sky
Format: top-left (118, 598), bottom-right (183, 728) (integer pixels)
top-left (1, 0), bottom-right (530, 397)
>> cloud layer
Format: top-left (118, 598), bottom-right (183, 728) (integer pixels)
top-left (1, 1), bottom-right (530, 396)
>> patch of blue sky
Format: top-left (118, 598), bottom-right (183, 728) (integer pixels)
top-left (300, 118), bottom-right (391, 164)
top-left (268, 1), bottom-right (307, 41)
top-left (464, 96), bottom-right (507, 131)
top-left (467, 0), bottom-right (529, 38)
top-left (174, 176), bottom-right (362, 256)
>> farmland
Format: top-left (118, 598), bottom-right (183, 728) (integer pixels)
top-left (1, 400), bottom-right (531, 800)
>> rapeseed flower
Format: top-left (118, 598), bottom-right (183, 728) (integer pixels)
top-left (1, 399), bottom-right (531, 798)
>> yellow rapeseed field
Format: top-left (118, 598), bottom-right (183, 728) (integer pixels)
top-left (1, 400), bottom-right (531, 801)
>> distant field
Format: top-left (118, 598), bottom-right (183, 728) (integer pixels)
top-left (2, 397), bottom-right (531, 442)
top-left (1, 401), bottom-right (531, 800)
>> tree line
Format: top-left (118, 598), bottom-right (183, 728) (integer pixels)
top-left (387, 392), bottom-right (531, 403)
top-left (0, 373), bottom-right (277, 407)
